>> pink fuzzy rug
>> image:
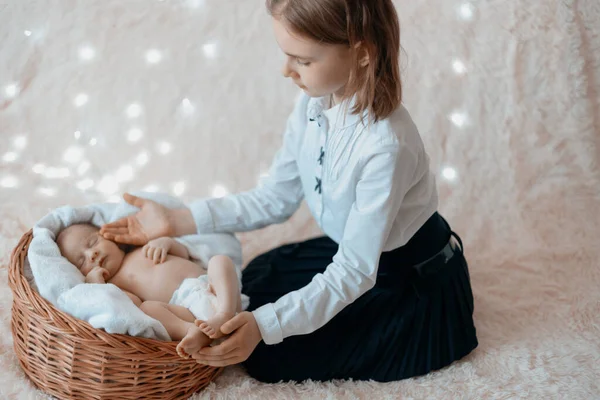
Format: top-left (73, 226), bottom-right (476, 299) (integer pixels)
top-left (1, 0), bottom-right (599, 398)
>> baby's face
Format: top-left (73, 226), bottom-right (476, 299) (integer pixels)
top-left (57, 224), bottom-right (125, 279)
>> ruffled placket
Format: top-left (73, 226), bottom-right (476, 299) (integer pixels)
top-left (307, 99), bottom-right (330, 221)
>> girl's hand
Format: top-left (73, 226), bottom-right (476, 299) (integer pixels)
top-left (85, 266), bottom-right (109, 284)
top-left (142, 237), bottom-right (174, 264)
top-left (191, 311), bottom-right (262, 367)
top-left (100, 193), bottom-right (173, 245)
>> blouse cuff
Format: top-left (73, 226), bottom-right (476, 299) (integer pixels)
top-left (187, 199), bottom-right (215, 233)
top-left (252, 303), bottom-right (284, 345)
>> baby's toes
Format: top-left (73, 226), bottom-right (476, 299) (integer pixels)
top-left (178, 349), bottom-right (189, 359)
top-left (176, 344), bottom-right (188, 359)
top-left (201, 325), bottom-right (215, 336)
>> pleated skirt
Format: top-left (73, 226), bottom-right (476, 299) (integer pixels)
top-left (241, 212), bottom-right (478, 383)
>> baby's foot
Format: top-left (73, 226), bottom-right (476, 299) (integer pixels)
top-left (176, 325), bottom-right (210, 359)
top-left (195, 311), bottom-right (234, 339)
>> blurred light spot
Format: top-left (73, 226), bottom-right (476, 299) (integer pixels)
top-left (158, 141), bottom-right (172, 154)
top-left (32, 163), bottom-right (45, 174)
top-left (14, 135), bottom-right (27, 149)
top-left (24, 30), bottom-right (32, 37)
top-left (0, 176), bottom-right (18, 188)
top-left (180, 98), bottom-right (195, 115)
top-left (127, 128), bottom-right (144, 142)
top-left (98, 175), bottom-right (118, 194)
top-left (74, 130), bottom-right (81, 140)
top-left (5, 83), bottom-right (19, 98)
top-left (116, 165), bottom-right (134, 182)
top-left (459, 3), bottom-right (474, 20)
top-left (44, 167), bottom-right (70, 179)
top-left (136, 151), bottom-right (149, 166)
top-left (89, 137), bottom-right (97, 146)
top-left (143, 184), bottom-right (159, 193)
top-left (27, 27), bottom-right (46, 42)
top-left (74, 93), bottom-right (89, 107)
top-left (145, 49), bottom-right (162, 64)
top-left (79, 46), bottom-right (95, 61)
top-left (77, 178), bottom-right (94, 191)
top-left (203, 43), bottom-right (216, 58)
top-left (39, 187), bottom-right (56, 197)
top-left (77, 161), bottom-right (91, 175)
top-left (442, 167), bottom-right (457, 181)
top-left (173, 181), bottom-right (186, 196)
top-left (450, 112), bottom-right (467, 127)
top-left (452, 59), bottom-right (467, 74)
top-left (63, 146), bottom-right (84, 164)
top-left (212, 184), bottom-right (228, 198)
top-left (126, 103), bottom-right (143, 118)
top-left (2, 152), bottom-right (18, 162)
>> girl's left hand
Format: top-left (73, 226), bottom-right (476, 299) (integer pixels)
top-left (191, 311), bottom-right (262, 367)
top-left (100, 193), bottom-right (174, 245)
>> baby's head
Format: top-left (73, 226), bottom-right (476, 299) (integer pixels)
top-left (267, 0), bottom-right (402, 122)
top-left (56, 223), bottom-right (125, 279)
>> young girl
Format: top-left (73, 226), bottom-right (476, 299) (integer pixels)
top-left (101, 0), bottom-right (477, 383)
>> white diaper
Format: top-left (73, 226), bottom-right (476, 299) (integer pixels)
top-left (169, 275), bottom-right (218, 321)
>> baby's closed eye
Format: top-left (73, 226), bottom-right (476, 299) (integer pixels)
top-left (88, 235), bottom-right (98, 247)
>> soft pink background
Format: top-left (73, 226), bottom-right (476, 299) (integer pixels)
top-left (1, 0), bottom-right (599, 398)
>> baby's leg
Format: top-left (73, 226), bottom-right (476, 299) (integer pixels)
top-left (196, 255), bottom-right (241, 339)
top-left (139, 301), bottom-right (210, 358)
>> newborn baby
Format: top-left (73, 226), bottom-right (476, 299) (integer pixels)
top-left (56, 223), bottom-right (242, 357)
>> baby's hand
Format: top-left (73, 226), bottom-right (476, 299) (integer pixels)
top-left (143, 237), bottom-right (173, 264)
top-left (85, 267), bottom-right (109, 284)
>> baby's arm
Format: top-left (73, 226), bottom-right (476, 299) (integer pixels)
top-left (84, 268), bottom-right (142, 306)
top-left (166, 239), bottom-right (190, 259)
top-left (143, 237), bottom-right (190, 263)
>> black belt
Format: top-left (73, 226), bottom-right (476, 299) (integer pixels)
top-left (411, 232), bottom-right (463, 277)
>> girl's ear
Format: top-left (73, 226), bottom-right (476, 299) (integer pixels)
top-left (355, 42), bottom-right (370, 67)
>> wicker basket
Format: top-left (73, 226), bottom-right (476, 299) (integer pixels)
top-left (8, 230), bottom-right (222, 400)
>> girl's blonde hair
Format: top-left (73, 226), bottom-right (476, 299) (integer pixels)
top-left (266, 0), bottom-right (402, 122)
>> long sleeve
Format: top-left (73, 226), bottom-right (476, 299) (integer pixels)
top-left (187, 95), bottom-right (309, 234)
top-left (252, 142), bottom-right (420, 344)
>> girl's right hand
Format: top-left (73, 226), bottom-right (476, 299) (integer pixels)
top-left (100, 193), bottom-right (174, 245)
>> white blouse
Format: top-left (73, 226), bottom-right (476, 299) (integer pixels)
top-left (188, 93), bottom-right (438, 344)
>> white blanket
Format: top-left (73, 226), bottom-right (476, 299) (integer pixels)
top-left (27, 192), bottom-right (248, 341)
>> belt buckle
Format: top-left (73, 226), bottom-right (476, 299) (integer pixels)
top-left (443, 237), bottom-right (459, 262)
top-left (414, 238), bottom-right (457, 277)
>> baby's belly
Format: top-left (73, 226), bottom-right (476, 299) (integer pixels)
top-left (112, 249), bottom-right (206, 303)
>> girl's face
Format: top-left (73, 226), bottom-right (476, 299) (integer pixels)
top-left (272, 17), bottom-right (353, 101)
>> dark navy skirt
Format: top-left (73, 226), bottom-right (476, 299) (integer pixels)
top-left (241, 212), bottom-right (478, 383)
